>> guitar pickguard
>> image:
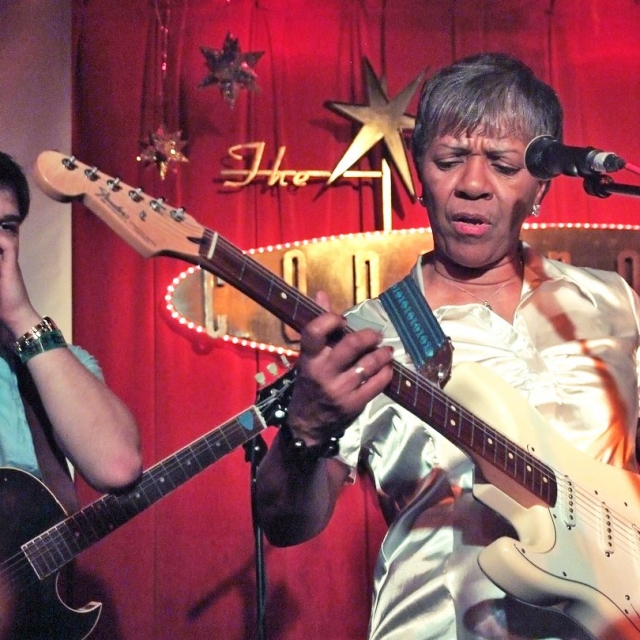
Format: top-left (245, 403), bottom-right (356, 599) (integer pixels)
top-left (446, 362), bottom-right (640, 640)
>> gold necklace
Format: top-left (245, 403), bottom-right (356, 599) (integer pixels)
top-left (432, 250), bottom-right (524, 311)
top-left (433, 260), bottom-right (523, 311)
top-left (445, 278), bottom-right (515, 310)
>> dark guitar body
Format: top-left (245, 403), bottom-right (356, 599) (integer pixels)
top-left (0, 468), bottom-right (100, 640)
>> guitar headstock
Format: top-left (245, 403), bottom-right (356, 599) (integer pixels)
top-left (33, 150), bottom-right (204, 263)
top-left (255, 359), bottom-right (297, 428)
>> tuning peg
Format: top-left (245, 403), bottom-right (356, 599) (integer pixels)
top-left (62, 155), bottom-right (77, 170)
top-left (107, 177), bottom-right (122, 191)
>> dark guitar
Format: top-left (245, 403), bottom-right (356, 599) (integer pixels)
top-left (0, 364), bottom-right (293, 639)
top-left (34, 151), bottom-right (640, 640)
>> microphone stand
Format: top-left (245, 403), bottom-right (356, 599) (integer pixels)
top-left (244, 434), bottom-right (268, 640)
top-left (583, 174), bottom-right (640, 199)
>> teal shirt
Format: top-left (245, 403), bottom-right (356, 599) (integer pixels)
top-left (0, 344), bottom-right (102, 478)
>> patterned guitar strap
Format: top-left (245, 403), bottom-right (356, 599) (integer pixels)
top-left (379, 274), bottom-right (453, 387)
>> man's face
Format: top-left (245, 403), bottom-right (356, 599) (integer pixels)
top-left (419, 130), bottom-right (547, 270)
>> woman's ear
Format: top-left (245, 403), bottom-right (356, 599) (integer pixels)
top-left (536, 179), bottom-right (551, 204)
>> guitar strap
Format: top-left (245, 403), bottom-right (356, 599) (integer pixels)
top-left (16, 361), bottom-right (79, 515)
top-left (379, 274), bottom-right (453, 387)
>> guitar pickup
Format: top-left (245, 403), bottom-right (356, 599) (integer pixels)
top-left (560, 475), bottom-right (577, 529)
top-left (599, 502), bottom-right (615, 556)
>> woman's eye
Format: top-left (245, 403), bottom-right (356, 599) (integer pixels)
top-left (434, 159), bottom-right (461, 171)
top-left (494, 164), bottom-right (519, 176)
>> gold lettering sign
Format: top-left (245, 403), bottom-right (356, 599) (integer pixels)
top-left (166, 226), bottom-right (640, 352)
top-left (219, 142), bottom-right (395, 231)
top-left (220, 142), bottom-right (386, 188)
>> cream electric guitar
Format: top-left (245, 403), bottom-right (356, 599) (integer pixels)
top-left (35, 150), bottom-right (640, 640)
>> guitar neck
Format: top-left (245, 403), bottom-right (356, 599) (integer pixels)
top-left (197, 231), bottom-right (557, 506)
top-left (198, 229), bottom-right (324, 332)
top-left (22, 405), bottom-right (266, 580)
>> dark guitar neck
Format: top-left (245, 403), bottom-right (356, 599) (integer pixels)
top-left (22, 406), bottom-right (265, 581)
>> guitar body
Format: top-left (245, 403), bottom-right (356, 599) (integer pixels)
top-left (446, 362), bottom-right (640, 640)
top-left (0, 468), bottom-right (100, 640)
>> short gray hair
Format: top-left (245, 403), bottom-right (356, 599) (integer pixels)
top-left (411, 53), bottom-right (563, 171)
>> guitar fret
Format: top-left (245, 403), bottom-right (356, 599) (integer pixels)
top-left (467, 410), bottom-right (475, 449)
top-left (266, 273), bottom-right (275, 304)
top-left (213, 424), bottom-right (233, 454)
top-left (199, 432), bottom-right (226, 465)
top-left (411, 372), bottom-right (420, 407)
top-left (71, 504), bottom-right (104, 543)
top-left (160, 456), bottom-right (190, 489)
top-left (183, 445), bottom-right (205, 472)
top-left (443, 402), bottom-right (452, 438)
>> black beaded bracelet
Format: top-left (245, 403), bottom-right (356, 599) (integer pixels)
top-left (279, 421), bottom-right (343, 473)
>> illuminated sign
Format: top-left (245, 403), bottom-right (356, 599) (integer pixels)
top-left (165, 224), bottom-right (640, 353)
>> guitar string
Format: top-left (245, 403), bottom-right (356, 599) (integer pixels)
top-left (415, 371), bottom-right (640, 560)
top-left (1, 422), bottom-right (250, 586)
top-left (4, 387), bottom-right (289, 587)
top-left (421, 363), bottom-right (638, 546)
top-left (223, 231), bottom-right (640, 564)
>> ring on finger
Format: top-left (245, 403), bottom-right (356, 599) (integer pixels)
top-left (354, 365), bottom-right (368, 385)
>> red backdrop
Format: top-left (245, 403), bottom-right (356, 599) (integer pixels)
top-left (68, 1), bottom-right (640, 638)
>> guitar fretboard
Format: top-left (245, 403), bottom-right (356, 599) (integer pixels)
top-left (22, 406), bottom-right (265, 580)
top-left (198, 231), bottom-right (558, 507)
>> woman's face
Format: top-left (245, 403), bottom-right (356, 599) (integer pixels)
top-left (419, 130), bottom-right (547, 271)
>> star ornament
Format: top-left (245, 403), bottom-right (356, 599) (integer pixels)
top-left (325, 58), bottom-right (425, 200)
top-left (137, 125), bottom-right (189, 180)
top-left (198, 32), bottom-right (264, 107)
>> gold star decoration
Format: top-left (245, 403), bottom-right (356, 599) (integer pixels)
top-left (325, 58), bottom-right (425, 200)
top-left (198, 32), bottom-right (264, 107)
top-left (137, 125), bottom-right (189, 180)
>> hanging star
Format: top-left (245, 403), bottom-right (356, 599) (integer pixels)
top-left (198, 32), bottom-right (264, 107)
top-left (137, 124), bottom-right (189, 180)
top-left (325, 58), bottom-right (425, 200)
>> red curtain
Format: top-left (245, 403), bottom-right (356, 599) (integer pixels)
top-left (68, 1), bottom-right (640, 638)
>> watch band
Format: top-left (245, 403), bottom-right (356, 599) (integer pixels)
top-left (12, 317), bottom-right (67, 363)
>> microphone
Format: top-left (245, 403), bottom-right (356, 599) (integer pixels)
top-left (525, 135), bottom-right (626, 180)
